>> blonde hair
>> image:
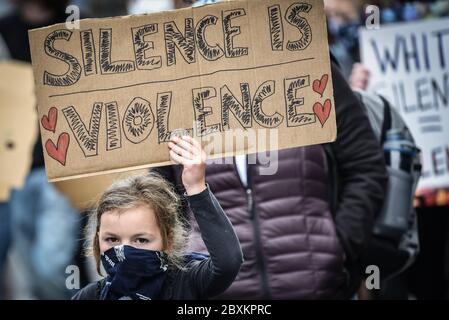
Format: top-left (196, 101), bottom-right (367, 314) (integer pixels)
top-left (85, 171), bottom-right (189, 274)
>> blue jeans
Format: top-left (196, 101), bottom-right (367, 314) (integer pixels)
top-left (10, 168), bottom-right (80, 299)
top-left (0, 201), bottom-right (11, 298)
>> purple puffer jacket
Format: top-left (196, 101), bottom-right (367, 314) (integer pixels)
top-left (188, 145), bottom-right (348, 299)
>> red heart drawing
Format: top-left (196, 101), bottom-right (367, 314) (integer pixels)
top-left (45, 133), bottom-right (70, 166)
top-left (313, 99), bottom-right (332, 127)
top-left (41, 107), bottom-right (58, 133)
top-left (312, 74), bottom-right (329, 97)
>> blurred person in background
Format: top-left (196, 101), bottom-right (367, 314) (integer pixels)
top-left (0, 34), bottom-right (9, 59)
top-left (349, 62), bottom-right (420, 300)
top-left (0, 0), bottom-right (81, 299)
top-left (174, 0), bottom-right (193, 9)
top-left (326, 0), bottom-right (448, 82)
top-left (0, 1), bottom-right (12, 17)
top-left (0, 0), bottom-right (69, 61)
top-left (0, 199), bottom-right (11, 299)
top-left (373, 0), bottom-right (449, 23)
top-left (348, 4), bottom-right (449, 297)
top-left (325, 0), bottom-right (364, 79)
top-left (370, 1), bottom-right (448, 300)
top-left (85, 0), bottom-right (127, 17)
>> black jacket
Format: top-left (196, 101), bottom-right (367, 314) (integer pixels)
top-left (327, 61), bottom-right (388, 264)
top-left (72, 186), bottom-right (243, 300)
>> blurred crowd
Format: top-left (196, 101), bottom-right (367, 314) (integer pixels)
top-left (326, 0), bottom-right (449, 77)
top-left (0, 0), bottom-right (448, 300)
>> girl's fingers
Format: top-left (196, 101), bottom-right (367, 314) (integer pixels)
top-left (168, 142), bottom-right (194, 160)
top-left (171, 136), bottom-right (197, 156)
top-left (170, 150), bottom-right (200, 167)
top-left (169, 135), bottom-right (205, 165)
top-left (181, 135), bottom-right (201, 150)
top-left (182, 136), bottom-right (207, 163)
top-left (169, 150), bottom-right (188, 165)
top-left (180, 136), bottom-right (204, 161)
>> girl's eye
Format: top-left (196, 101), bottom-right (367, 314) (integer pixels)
top-left (105, 237), bottom-right (119, 243)
top-left (135, 238), bottom-right (149, 244)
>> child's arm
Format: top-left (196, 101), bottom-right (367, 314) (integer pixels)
top-left (168, 136), bottom-right (243, 298)
top-left (186, 184), bottom-right (243, 298)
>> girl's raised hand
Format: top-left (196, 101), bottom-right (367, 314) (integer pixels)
top-left (168, 135), bottom-right (206, 195)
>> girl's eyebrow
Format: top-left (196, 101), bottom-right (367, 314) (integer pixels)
top-left (132, 232), bottom-right (154, 238)
top-left (102, 232), bottom-right (119, 237)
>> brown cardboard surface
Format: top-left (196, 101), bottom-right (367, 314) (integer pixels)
top-left (0, 61), bottom-right (37, 201)
top-left (53, 169), bottom-right (148, 210)
top-left (29, 0), bottom-right (336, 182)
top-left (0, 184), bottom-right (10, 201)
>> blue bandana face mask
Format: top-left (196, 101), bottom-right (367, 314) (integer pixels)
top-left (100, 245), bottom-right (168, 300)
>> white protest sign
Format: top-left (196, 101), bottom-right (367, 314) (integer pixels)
top-left (360, 18), bottom-right (449, 191)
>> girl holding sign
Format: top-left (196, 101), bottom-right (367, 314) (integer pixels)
top-left (72, 135), bottom-right (243, 300)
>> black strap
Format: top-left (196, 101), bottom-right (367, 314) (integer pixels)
top-left (323, 144), bottom-right (338, 216)
top-left (379, 95), bottom-right (392, 144)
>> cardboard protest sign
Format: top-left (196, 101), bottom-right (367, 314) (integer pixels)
top-left (0, 61), bottom-right (37, 201)
top-left (54, 169), bottom-right (148, 210)
top-left (360, 18), bottom-right (449, 192)
top-left (29, 0), bottom-right (336, 182)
